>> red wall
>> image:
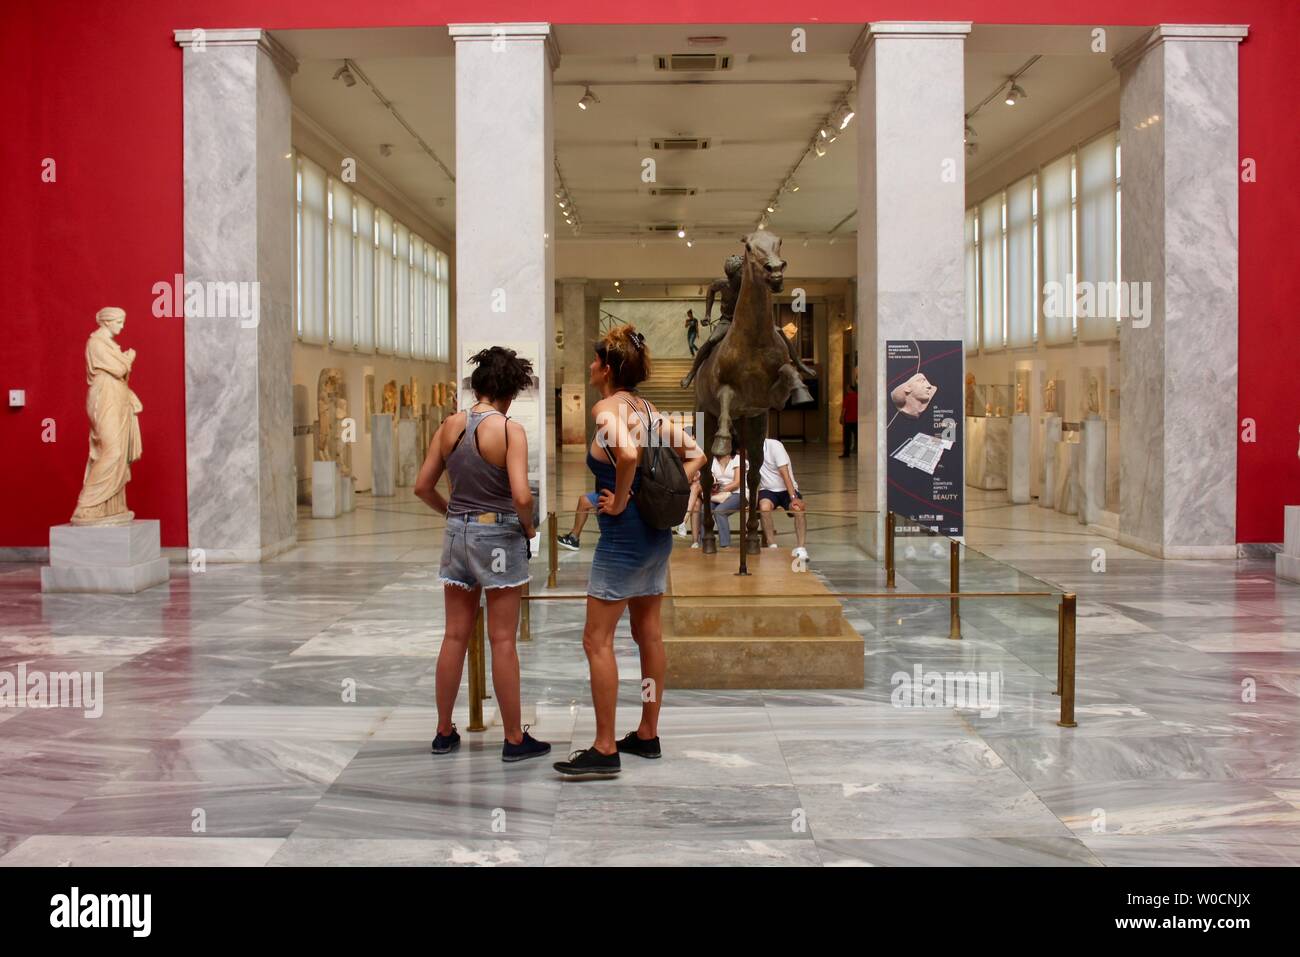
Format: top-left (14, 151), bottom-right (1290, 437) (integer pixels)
top-left (3, 0), bottom-right (1296, 547)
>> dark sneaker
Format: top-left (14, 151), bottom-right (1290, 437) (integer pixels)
top-left (431, 725), bottom-right (460, 755)
top-left (502, 726), bottom-right (552, 763)
top-left (616, 730), bottom-right (662, 759)
top-left (557, 533), bottom-right (581, 551)
top-left (553, 747), bottom-right (621, 778)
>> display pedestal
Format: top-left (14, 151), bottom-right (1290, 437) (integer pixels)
top-left (965, 416), bottom-right (1009, 490)
top-left (663, 548), bottom-right (864, 688)
top-left (1055, 442), bottom-right (1079, 516)
top-left (340, 475), bottom-right (356, 513)
top-left (1079, 416), bottom-right (1106, 525)
top-left (1008, 414), bottom-right (1031, 504)
top-left (397, 419), bottom-right (419, 487)
top-left (1277, 506), bottom-right (1300, 583)
top-left (371, 414), bottom-right (395, 497)
top-left (41, 520), bottom-right (170, 594)
top-left (312, 461), bottom-right (341, 518)
top-left (1040, 416), bottom-right (1062, 509)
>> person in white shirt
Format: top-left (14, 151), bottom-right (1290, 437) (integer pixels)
top-left (708, 443), bottom-right (744, 548)
top-left (757, 438), bottom-right (808, 560)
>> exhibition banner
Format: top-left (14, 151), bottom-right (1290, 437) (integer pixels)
top-left (885, 340), bottom-right (964, 537)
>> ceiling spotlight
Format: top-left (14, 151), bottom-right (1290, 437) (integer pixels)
top-left (614, 280), bottom-right (620, 287)
top-left (788, 180), bottom-right (800, 193)
top-left (577, 86), bottom-right (599, 111)
top-left (819, 126), bottom-right (832, 141)
top-left (832, 104), bottom-right (855, 130)
top-left (766, 201), bottom-right (778, 214)
top-left (677, 227), bottom-right (686, 238)
top-left (966, 141), bottom-right (979, 157)
top-left (813, 140), bottom-right (827, 158)
top-left (1004, 83), bottom-right (1027, 106)
top-left (828, 236), bottom-right (837, 245)
top-left (332, 63), bottom-right (356, 87)
top-left (686, 239), bottom-right (694, 248)
top-left (558, 197), bottom-right (568, 209)
top-left (379, 143), bottom-right (393, 157)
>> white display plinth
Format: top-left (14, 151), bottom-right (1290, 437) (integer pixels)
top-left (312, 461), bottom-right (342, 518)
top-left (1040, 416), bottom-right (1062, 509)
top-left (965, 416), bottom-right (1009, 490)
top-left (1008, 414), bottom-right (1031, 504)
top-left (340, 475), bottom-right (356, 513)
top-left (1277, 506), bottom-right (1300, 583)
top-left (372, 415), bottom-right (395, 497)
top-left (1080, 416), bottom-right (1107, 525)
top-left (397, 419), bottom-right (419, 487)
top-left (41, 520), bottom-right (170, 594)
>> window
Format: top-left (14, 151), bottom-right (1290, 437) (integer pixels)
top-left (1005, 175), bottom-right (1035, 349)
top-left (978, 194), bottom-right (1004, 352)
top-left (1039, 152), bottom-right (1074, 345)
top-left (1077, 131), bottom-right (1118, 340)
top-left (411, 238), bottom-right (426, 359)
top-left (376, 209), bottom-right (394, 353)
top-left (328, 178), bottom-right (354, 349)
top-left (435, 251), bottom-right (451, 362)
top-left (394, 223), bottom-right (411, 358)
top-left (964, 208), bottom-right (979, 354)
top-left (296, 156), bottom-right (327, 344)
top-left (354, 196), bottom-right (376, 353)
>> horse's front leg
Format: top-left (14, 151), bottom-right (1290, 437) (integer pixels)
top-left (712, 385), bottom-right (735, 457)
top-left (701, 412), bottom-right (718, 554)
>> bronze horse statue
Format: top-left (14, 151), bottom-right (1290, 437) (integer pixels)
top-left (694, 232), bottom-right (806, 556)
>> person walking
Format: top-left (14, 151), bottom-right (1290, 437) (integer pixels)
top-left (414, 346), bottom-right (551, 764)
top-left (684, 309), bottom-right (700, 355)
top-left (553, 325), bottom-right (705, 778)
top-left (839, 375), bottom-right (858, 458)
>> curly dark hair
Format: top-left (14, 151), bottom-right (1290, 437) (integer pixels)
top-left (595, 324), bottom-right (651, 390)
top-left (468, 346), bottom-right (534, 401)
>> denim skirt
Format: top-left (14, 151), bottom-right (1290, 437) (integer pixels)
top-left (587, 498), bottom-right (672, 601)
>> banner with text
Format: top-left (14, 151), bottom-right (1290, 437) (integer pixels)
top-left (885, 340), bottom-right (964, 537)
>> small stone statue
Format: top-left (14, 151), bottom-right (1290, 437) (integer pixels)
top-left (382, 380), bottom-right (398, 416)
top-left (1015, 382), bottom-right (1027, 414)
top-left (965, 373), bottom-right (976, 416)
top-left (1044, 379), bottom-right (1057, 414)
top-left (71, 308), bottom-right (143, 526)
top-left (1087, 376), bottom-right (1101, 416)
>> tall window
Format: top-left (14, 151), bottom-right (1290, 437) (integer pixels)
top-left (978, 194), bottom-right (1004, 352)
top-left (328, 178), bottom-right (354, 349)
top-left (411, 240), bottom-right (426, 359)
top-left (1077, 130), bottom-right (1118, 340)
top-left (354, 196), bottom-right (376, 352)
top-left (394, 223), bottom-right (411, 358)
top-left (1039, 152), bottom-right (1074, 345)
top-left (435, 251), bottom-right (451, 362)
top-left (296, 156), bottom-right (327, 344)
top-left (376, 209), bottom-right (394, 353)
top-left (1005, 175), bottom-right (1035, 349)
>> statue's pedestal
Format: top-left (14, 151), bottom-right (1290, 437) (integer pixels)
top-left (1008, 414), bottom-right (1031, 504)
top-left (397, 419), bottom-right (419, 487)
top-left (41, 520), bottom-right (169, 594)
top-left (371, 414), bottom-right (396, 497)
top-left (663, 548), bottom-right (864, 689)
top-left (340, 475), bottom-right (356, 513)
top-left (312, 461), bottom-right (342, 518)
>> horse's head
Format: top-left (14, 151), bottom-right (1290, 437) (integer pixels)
top-left (741, 232), bottom-right (786, 293)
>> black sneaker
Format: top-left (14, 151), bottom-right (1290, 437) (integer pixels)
top-left (502, 726), bottom-right (552, 763)
top-left (553, 747), bottom-right (621, 778)
top-left (616, 730), bottom-right (662, 759)
top-left (431, 725), bottom-right (460, 755)
top-left (557, 533), bottom-right (581, 551)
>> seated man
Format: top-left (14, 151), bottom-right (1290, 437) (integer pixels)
top-left (556, 492), bottom-right (598, 550)
top-left (757, 437), bottom-right (808, 561)
top-left (680, 254), bottom-right (815, 405)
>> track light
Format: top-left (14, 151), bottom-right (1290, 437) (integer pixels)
top-left (686, 239), bottom-right (694, 248)
top-left (832, 103), bottom-right (855, 130)
top-left (818, 126), bottom-right (832, 141)
top-left (1004, 83), bottom-right (1026, 106)
top-left (379, 143), bottom-right (393, 157)
top-left (577, 86), bottom-right (599, 111)
top-left (332, 63), bottom-right (356, 87)
top-left (813, 140), bottom-right (827, 158)
top-left (964, 121), bottom-right (977, 143)
top-left (677, 227), bottom-right (686, 238)
top-left (788, 180), bottom-right (800, 193)
top-left (766, 201), bottom-right (778, 214)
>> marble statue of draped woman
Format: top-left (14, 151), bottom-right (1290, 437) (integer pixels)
top-left (71, 307), bottom-right (143, 526)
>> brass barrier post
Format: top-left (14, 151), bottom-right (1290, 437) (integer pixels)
top-left (1058, 593), bottom-right (1077, 727)
top-left (1054, 600), bottom-right (1064, 696)
top-left (885, 510), bottom-right (896, 589)
top-left (546, 510), bottom-right (558, 588)
top-left (948, 540), bottom-right (961, 639)
top-left (519, 582), bottom-right (531, 642)
top-left (467, 606), bottom-right (487, 731)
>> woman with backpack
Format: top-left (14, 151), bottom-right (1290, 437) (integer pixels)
top-left (553, 325), bottom-right (705, 779)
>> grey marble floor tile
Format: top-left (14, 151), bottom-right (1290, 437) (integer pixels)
top-left (986, 735), bottom-right (1237, 788)
top-left (0, 835), bottom-right (286, 867)
top-left (781, 736), bottom-right (1007, 785)
top-left (1079, 835), bottom-right (1298, 867)
top-left (114, 739), bottom-right (363, 787)
top-left (795, 774), bottom-right (1074, 840)
top-left (174, 705), bottom-right (393, 740)
top-left (550, 783), bottom-right (804, 841)
top-left (291, 620), bottom-right (440, 657)
top-left (815, 836), bottom-right (1102, 867)
top-left (269, 837), bottom-right (549, 867)
top-left (221, 656), bottom-right (428, 708)
top-left (544, 837), bottom-right (822, 867)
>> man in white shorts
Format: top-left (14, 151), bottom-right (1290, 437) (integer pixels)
top-left (757, 437), bottom-right (809, 561)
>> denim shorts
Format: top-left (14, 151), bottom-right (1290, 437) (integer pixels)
top-left (439, 513), bottom-right (531, 590)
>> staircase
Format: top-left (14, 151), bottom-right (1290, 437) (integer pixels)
top-left (638, 356), bottom-right (697, 417)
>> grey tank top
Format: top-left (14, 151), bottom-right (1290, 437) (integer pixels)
top-left (446, 409), bottom-right (516, 516)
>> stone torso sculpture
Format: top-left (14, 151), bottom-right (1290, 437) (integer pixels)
top-left (71, 308), bottom-right (143, 526)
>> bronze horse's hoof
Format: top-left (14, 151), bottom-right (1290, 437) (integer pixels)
top-left (745, 534), bottom-right (762, 555)
top-left (701, 534), bottom-right (718, 555)
top-left (789, 384), bottom-right (815, 407)
top-left (711, 433), bottom-right (733, 457)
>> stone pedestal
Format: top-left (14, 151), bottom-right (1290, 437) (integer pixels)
top-left (965, 416), bottom-right (1008, 490)
top-left (1041, 416), bottom-right (1062, 509)
top-left (1055, 441), bottom-right (1079, 516)
top-left (372, 414), bottom-right (395, 497)
top-left (1008, 414), bottom-right (1031, 504)
top-left (312, 461), bottom-right (341, 518)
top-left (41, 521), bottom-right (170, 594)
top-left (397, 419), bottom-right (419, 487)
top-left (1080, 416), bottom-right (1107, 525)
top-left (340, 475), bottom-right (356, 513)
top-left (1277, 506), bottom-right (1300, 583)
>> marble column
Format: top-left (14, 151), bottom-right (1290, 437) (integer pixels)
top-left (450, 23), bottom-right (558, 517)
top-left (852, 22), bottom-right (970, 550)
top-left (559, 279), bottom-right (588, 446)
top-left (175, 29), bottom-right (297, 562)
top-left (1113, 25), bottom-right (1246, 558)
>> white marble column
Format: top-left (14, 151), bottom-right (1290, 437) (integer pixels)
top-left (175, 29), bottom-right (297, 562)
top-left (1113, 25), bottom-right (1246, 558)
top-left (559, 279), bottom-right (589, 446)
top-left (852, 22), bottom-right (970, 549)
top-left (450, 23), bottom-right (558, 516)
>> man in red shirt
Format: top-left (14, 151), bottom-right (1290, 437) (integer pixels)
top-left (839, 375), bottom-right (858, 458)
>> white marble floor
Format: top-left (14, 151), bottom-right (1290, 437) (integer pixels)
top-left (2, 441), bottom-right (1298, 866)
